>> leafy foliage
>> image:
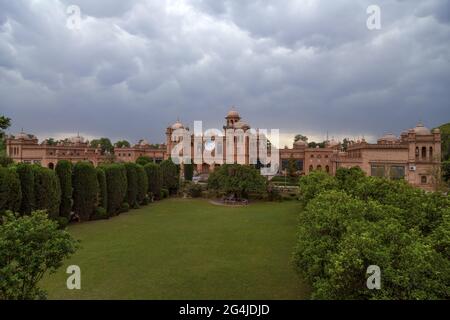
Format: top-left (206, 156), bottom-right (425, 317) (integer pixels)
top-left (184, 163), bottom-right (194, 181)
top-left (0, 167), bottom-right (22, 214)
top-left (160, 159), bottom-right (179, 194)
top-left (72, 162), bottom-right (98, 221)
top-left (115, 140), bottom-right (130, 148)
top-left (96, 167), bottom-right (107, 210)
top-left (207, 164), bottom-right (267, 199)
top-left (102, 164), bottom-right (127, 216)
top-left (144, 163), bottom-right (162, 200)
top-left (136, 164), bottom-right (148, 205)
top-left (16, 163), bottom-right (35, 215)
top-left (136, 156), bottom-right (153, 166)
top-left (90, 137), bottom-right (113, 154)
top-left (124, 163), bottom-right (139, 209)
top-left (0, 211), bottom-right (78, 300)
top-left (55, 160), bottom-right (72, 219)
top-left (294, 170), bottom-right (450, 300)
top-left (32, 166), bottom-right (61, 219)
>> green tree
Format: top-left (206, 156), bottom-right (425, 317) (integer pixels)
top-left (335, 166), bottom-right (366, 192)
top-left (72, 162), bottom-right (98, 221)
top-left (294, 134), bottom-right (308, 142)
top-left (115, 140), bottom-right (131, 148)
top-left (136, 156), bottom-right (153, 166)
top-left (55, 160), bottom-right (72, 219)
top-left (124, 163), bottom-right (139, 209)
top-left (298, 170), bottom-right (338, 205)
top-left (0, 167), bottom-right (22, 214)
top-left (90, 138), bottom-right (113, 154)
top-left (102, 164), bottom-right (127, 216)
top-left (96, 167), bottom-right (107, 210)
top-left (144, 163), bottom-right (162, 200)
top-left (33, 166), bottom-right (61, 219)
top-left (16, 163), bottom-right (35, 215)
top-left (44, 138), bottom-right (57, 146)
top-left (160, 159), bottom-right (179, 194)
top-left (287, 155), bottom-right (297, 178)
top-left (0, 211), bottom-right (78, 300)
top-left (136, 164), bottom-right (148, 205)
top-left (207, 164), bottom-right (267, 199)
top-left (184, 163), bottom-right (194, 181)
top-left (443, 160), bottom-right (450, 184)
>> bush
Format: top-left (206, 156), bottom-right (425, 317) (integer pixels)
top-left (184, 163), bottom-right (194, 181)
top-left (96, 167), bottom-right (107, 209)
top-left (0, 166), bottom-right (22, 214)
top-left (0, 155), bottom-right (13, 168)
top-left (55, 160), bottom-right (72, 219)
top-left (160, 188), bottom-right (169, 199)
top-left (72, 162), bottom-right (98, 221)
top-left (136, 156), bottom-right (152, 166)
top-left (102, 164), bottom-right (127, 216)
top-left (124, 163), bottom-right (139, 209)
top-left (144, 163), bottom-right (162, 200)
top-left (120, 202), bottom-right (130, 213)
top-left (136, 164), bottom-right (148, 205)
top-left (335, 167), bottom-right (365, 192)
top-left (207, 164), bottom-right (267, 199)
top-left (33, 166), bottom-right (61, 219)
top-left (16, 163), bottom-right (35, 215)
top-left (266, 184), bottom-right (282, 202)
top-left (0, 210), bottom-right (78, 300)
top-left (91, 206), bottom-right (108, 221)
top-left (186, 182), bottom-right (203, 198)
top-left (160, 159), bottom-right (179, 194)
top-left (298, 170), bottom-right (338, 205)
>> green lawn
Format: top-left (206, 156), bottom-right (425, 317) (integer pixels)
top-left (41, 198), bottom-right (309, 299)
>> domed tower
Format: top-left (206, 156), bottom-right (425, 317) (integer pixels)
top-left (165, 119), bottom-right (185, 159)
top-left (224, 107), bottom-right (241, 129)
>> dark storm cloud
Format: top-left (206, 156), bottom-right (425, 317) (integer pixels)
top-left (0, 0), bottom-right (449, 146)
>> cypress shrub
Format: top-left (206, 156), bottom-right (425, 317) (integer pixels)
top-left (0, 166), bottom-right (22, 213)
top-left (33, 166), bottom-right (61, 219)
top-left (184, 163), bottom-right (194, 181)
top-left (136, 164), bottom-right (148, 205)
top-left (103, 164), bottom-right (127, 216)
top-left (96, 167), bottom-right (107, 210)
top-left (72, 162), bottom-right (98, 221)
top-left (55, 160), bottom-right (72, 219)
top-left (124, 163), bottom-right (139, 209)
top-left (161, 159), bottom-right (179, 194)
top-left (144, 163), bottom-right (162, 200)
top-left (16, 163), bottom-right (35, 215)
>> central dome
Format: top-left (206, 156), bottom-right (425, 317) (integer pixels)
top-left (171, 120), bottom-right (184, 130)
top-left (226, 108), bottom-right (240, 118)
top-left (413, 123), bottom-right (431, 135)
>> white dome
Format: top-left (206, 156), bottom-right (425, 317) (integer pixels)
top-left (380, 133), bottom-right (397, 141)
top-left (294, 139), bottom-right (307, 147)
top-left (70, 135), bottom-right (85, 144)
top-left (139, 139), bottom-right (150, 146)
top-left (413, 123), bottom-right (431, 135)
top-left (227, 108), bottom-right (240, 118)
top-left (328, 139), bottom-right (340, 147)
top-left (171, 120), bottom-right (184, 130)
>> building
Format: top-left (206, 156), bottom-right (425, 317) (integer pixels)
top-left (6, 109), bottom-right (441, 191)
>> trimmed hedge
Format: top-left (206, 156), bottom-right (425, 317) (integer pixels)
top-left (0, 166), bottom-right (22, 213)
top-left (72, 162), bottom-right (98, 221)
top-left (96, 167), bottom-right (107, 210)
top-left (160, 159), bottom-right (179, 194)
top-left (184, 163), bottom-right (194, 181)
top-left (136, 164), bottom-right (148, 205)
top-left (16, 163), bottom-right (35, 215)
top-left (144, 163), bottom-right (162, 200)
top-left (55, 160), bottom-right (72, 219)
top-left (102, 164), bottom-right (127, 216)
top-left (33, 166), bottom-right (61, 219)
top-left (124, 163), bottom-right (139, 209)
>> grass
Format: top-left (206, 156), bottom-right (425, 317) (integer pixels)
top-left (41, 198), bottom-right (309, 299)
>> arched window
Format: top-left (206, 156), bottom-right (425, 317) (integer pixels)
top-left (421, 176), bottom-right (427, 184)
top-left (309, 165), bottom-right (313, 172)
top-left (415, 147), bottom-right (419, 158)
top-left (48, 163), bottom-right (54, 170)
top-left (317, 165), bottom-right (322, 171)
top-left (421, 147), bottom-right (427, 159)
top-left (325, 165), bottom-right (330, 173)
top-left (429, 147), bottom-right (433, 159)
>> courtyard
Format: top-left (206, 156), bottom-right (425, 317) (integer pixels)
top-left (41, 199), bottom-right (309, 299)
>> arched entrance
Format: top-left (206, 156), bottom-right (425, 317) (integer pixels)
top-left (48, 162), bottom-right (54, 170)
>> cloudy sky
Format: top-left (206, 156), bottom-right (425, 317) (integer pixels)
top-left (0, 0), bottom-right (449, 146)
